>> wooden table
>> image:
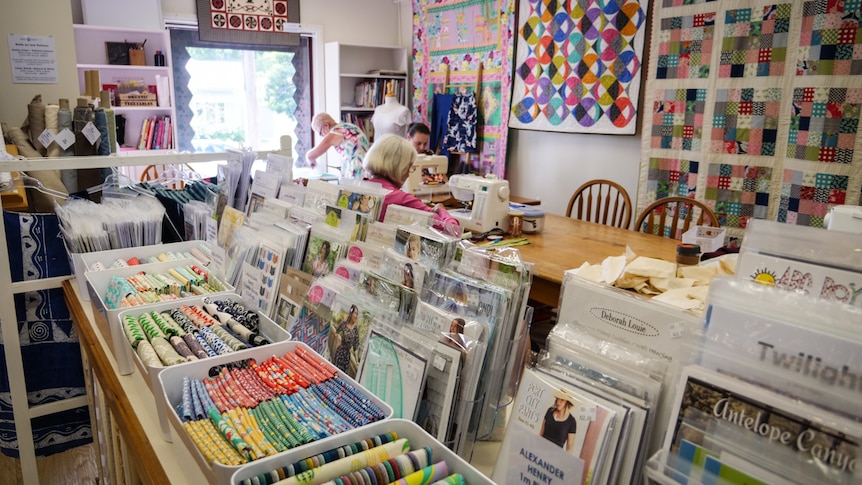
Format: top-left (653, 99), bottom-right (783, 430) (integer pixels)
top-left (515, 213), bottom-right (679, 307)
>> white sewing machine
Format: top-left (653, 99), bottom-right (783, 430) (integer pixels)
top-left (403, 155), bottom-right (450, 196)
top-left (448, 174), bottom-right (510, 234)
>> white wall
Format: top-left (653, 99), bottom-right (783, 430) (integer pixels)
top-left (507, 130), bottom-right (642, 217)
top-left (0, 0), bottom-right (78, 125)
top-left (160, 0), bottom-right (402, 46)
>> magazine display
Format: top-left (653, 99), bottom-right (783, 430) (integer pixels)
top-left (493, 368), bottom-right (619, 485)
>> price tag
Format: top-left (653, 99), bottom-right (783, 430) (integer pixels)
top-left (82, 122), bottom-right (101, 145)
top-left (205, 218), bottom-right (218, 244)
top-left (54, 129), bottom-right (75, 150)
top-left (37, 129), bottom-right (54, 148)
top-left (578, 405), bottom-right (597, 421)
top-left (668, 322), bottom-right (684, 339)
top-left (432, 355), bottom-right (446, 371)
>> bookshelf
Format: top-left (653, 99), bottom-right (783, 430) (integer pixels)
top-left (324, 42), bottom-right (408, 144)
top-left (73, 24), bottom-right (176, 151)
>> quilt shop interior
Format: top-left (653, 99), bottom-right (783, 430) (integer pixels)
top-left (1, 0), bottom-right (862, 484)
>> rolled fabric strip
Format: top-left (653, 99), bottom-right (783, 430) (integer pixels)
top-left (208, 407), bottom-right (252, 462)
top-left (138, 313), bottom-right (166, 340)
top-left (122, 314), bottom-right (146, 348)
top-left (170, 335), bottom-right (198, 361)
top-left (429, 474), bottom-right (465, 485)
top-left (181, 376), bottom-right (195, 422)
top-left (200, 326), bottom-right (232, 355)
top-left (391, 459), bottom-right (446, 485)
top-left (183, 332), bottom-right (210, 359)
top-left (158, 311), bottom-right (186, 337)
top-left (136, 340), bottom-right (162, 367)
top-left (194, 331), bottom-right (219, 357)
top-left (275, 439), bottom-right (410, 485)
top-left (211, 324), bottom-right (248, 351)
top-left (150, 336), bottom-right (188, 366)
top-left (111, 258), bottom-right (129, 269)
top-left (150, 311), bottom-right (179, 337)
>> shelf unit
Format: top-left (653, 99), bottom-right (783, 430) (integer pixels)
top-left (73, 24), bottom-right (176, 151)
top-left (324, 42), bottom-right (408, 143)
top-left (0, 152), bottom-right (241, 484)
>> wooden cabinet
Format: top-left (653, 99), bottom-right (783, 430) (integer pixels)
top-left (73, 24), bottom-right (176, 151)
top-left (324, 42), bottom-right (408, 143)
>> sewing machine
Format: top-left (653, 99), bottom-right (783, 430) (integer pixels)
top-left (448, 174), bottom-right (510, 234)
top-left (403, 155), bottom-right (450, 196)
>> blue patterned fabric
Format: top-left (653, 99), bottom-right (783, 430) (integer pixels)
top-left (0, 211), bottom-right (91, 457)
top-left (442, 92), bottom-right (478, 154)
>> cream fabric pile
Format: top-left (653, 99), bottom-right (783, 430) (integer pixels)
top-left (570, 247), bottom-right (736, 313)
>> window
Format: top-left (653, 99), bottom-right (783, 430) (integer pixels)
top-left (169, 28), bottom-right (313, 168)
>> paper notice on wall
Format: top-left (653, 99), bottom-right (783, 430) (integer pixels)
top-left (7, 34), bottom-right (58, 84)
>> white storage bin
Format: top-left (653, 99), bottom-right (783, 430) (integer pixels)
top-left (230, 418), bottom-right (494, 485)
top-left (157, 341), bottom-right (393, 484)
top-left (72, 240), bottom-right (213, 301)
top-left (116, 294), bottom-right (291, 442)
top-left (681, 225), bottom-right (726, 253)
top-left (85, 258), bottom-right (233, 345)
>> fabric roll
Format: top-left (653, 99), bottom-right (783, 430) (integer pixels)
top-left (391, 461), bottom-right (447, 485)
top-left (99, 91), bottom-right (117, 153)
top-left (429, 474), bottom-right (465, 485)
top-left (275, 439), bottom-right (410, 485)
top-left (150, 336), bottom-right (187, 366)
top-left (45, 104), bottom-right (62, 158)
top-left (182, 332), bottom-right (209, 360)
top-left (122, 315), bottom-right (145, 348)
top-left (73, 98), bottom-right (97, 156)
top-left (169, 335), bottom-right (198, 362)
top-left (94, 108), bottom-right (111, 156)
top-left (23, 95), bottom-right (47, 156)
top-left (136, 340), bottom-right (161, 367)
top-left (57, 99), bottom-right (78, 191)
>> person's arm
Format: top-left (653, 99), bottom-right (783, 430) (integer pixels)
top-left (385, 190), bottom-right (461, 227)
top-left (566, 433), bottom-right (575, 453)
top-left (306, 132), bottom-right (343, 165)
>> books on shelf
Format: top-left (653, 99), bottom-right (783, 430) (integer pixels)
top-left (352, 78), bottom-right (405, 109)
top-left (135, 115), bottom-right (173, 151)
top-left (341, 112), bottom-right (374, 141)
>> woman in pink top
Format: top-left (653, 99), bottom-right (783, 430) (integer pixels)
top-left (364, 134), bottom-right (460, 227)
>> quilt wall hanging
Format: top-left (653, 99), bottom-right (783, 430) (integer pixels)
top-left (509, 0), bottom-right (650, 134)
top-left (412, 0), bottom-right (516, 178)
top-left (638, 0), bottom-right (862, 240)
top-left (196, 0), bottom-right (301, 46)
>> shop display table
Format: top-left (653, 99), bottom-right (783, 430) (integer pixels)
top-left (516, 214), bottom-right (679, 307)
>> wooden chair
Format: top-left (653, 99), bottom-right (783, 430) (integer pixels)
top-left (634, 196), bottom-right (720, 239)
top-left (565, 179), bottom-right (633, 229)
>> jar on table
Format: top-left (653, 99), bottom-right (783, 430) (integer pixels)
top-left (508, 210), bottom-right (524, 237)
top-left (676, 243), bottom-right (701, 266)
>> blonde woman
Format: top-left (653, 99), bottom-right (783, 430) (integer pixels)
top-left (363, 134), bottom-right (459, 226)
top-left (306, 113), bottom-right (369, 179)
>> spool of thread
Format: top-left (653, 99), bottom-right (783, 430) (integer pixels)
top-left (73, 98), bottom-right (97, 156)
top-left (26, 95), bottom-right (47, 156)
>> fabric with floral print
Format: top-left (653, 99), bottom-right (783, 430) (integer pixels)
top-left (332, 122), bottom-right (369, 179)
top-left (442, 92), bottom-right (478, 153)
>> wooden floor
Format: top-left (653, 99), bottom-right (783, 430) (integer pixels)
top-left (0, 443), bottom-right (100, 485)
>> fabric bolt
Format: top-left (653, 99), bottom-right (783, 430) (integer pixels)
top-left (45, 103), bottom-right (62, 158)
top-left (183, 332), bottom-right (210, 359)
top-left (441, 92), bottom-right (478, 154)
top-left (24, 95), bottom-right (48, 155)
top-left (94, 108), bottom-right (111, 156)
top-left (429, 94), bottom-right (455, 156)
top-left (73, 99), bottom-right (97, 156)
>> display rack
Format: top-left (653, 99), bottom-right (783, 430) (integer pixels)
top-left (73, 24), bottom-right (176, 151)
top-left (0, 152), bottom-right (242, 484)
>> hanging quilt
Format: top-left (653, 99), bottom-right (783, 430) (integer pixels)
top-left (639, 0), bottom-right (862, 239)
top-left (413, 0), bottom-right (516, 178)
top-left (196, 0), bottom-right (301, 46)
top-left (509, 0), bottom-right (650, 134)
